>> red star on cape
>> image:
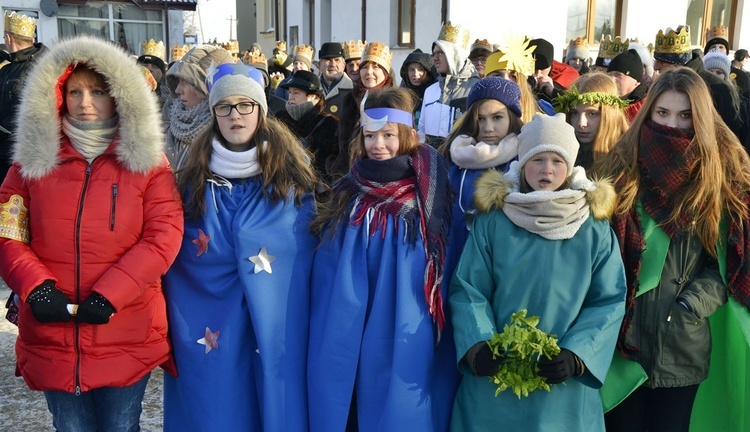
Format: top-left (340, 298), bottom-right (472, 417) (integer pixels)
top-left (192, 229), bottom-right (210, 257)
top-left (197, 327), bottom-right (220, 354)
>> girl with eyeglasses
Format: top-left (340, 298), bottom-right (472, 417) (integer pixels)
top-left (162, 62), bottom-right (319, 431)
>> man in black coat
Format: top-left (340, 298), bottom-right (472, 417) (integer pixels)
top-left (0, 12), bottom-right (47, 181)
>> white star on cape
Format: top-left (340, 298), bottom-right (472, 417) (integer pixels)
top-left (249, 247), bottom-right (276, 274)
top-left (197, 327), bottom-right (220, 354)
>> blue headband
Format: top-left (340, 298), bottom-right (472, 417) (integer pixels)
top-left (360, 107), bottom-right (414, 131)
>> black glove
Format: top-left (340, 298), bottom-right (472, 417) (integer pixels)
top-left (467, 341), bottom-right (503, 377)
top-left (26, 280), bottom-right (72, 323)
top-left (77, 292), bottom-right (115, 324)
top-left (537, 348), bottom-right (585, 384)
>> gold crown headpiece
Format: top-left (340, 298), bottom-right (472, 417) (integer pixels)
top-left (470, 39), bottom-right (492, 53)
top-left (141, 39), bottom-right (166, 61)
top-left (4, 11), bottom-right (36, 39)
top-left (598, 35), bottom-right (629, 59)
top-left (654, 27), bottom-right (691, 54)
top-left (344, 40), bottom-right (367, 60)
top-left (568, 37), bottom-right (589, 49)
top-left (249, 51), bottom-right (267, 66)
top-left (276, 40), bottom-right (287, 52)
top-left (486, 33), bottom-right (536, 77)
top-left (221, 41), bottom-right (239, 55)
top-left (437, 21), bottom-right (471, 50)
top-left (294, 44), bottom-right (315, 63)
top-left (705, 25), bottom-right (728, 42)
top-left (170, 44), bottom-right (189, 62)
top-left (361, 42), bottom-right (393, 72)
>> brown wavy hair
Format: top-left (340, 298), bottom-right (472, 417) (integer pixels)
top-left (593, 67), bottom-right (750, 255)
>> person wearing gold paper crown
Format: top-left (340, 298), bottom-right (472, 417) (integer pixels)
top-left (592, 35), bottom-right (629, 73)
top-left (328, 41), bottom-right (396, 179)
top-left (0, 35), bottom-right (183, 431)
top-left (242, 50), bottom-right (287, 115)
top-left (651, 25), bottom-right (743, 144)
top-left (419, 21), bottom-right (480, 148)
top-left (344, 39), bottom-right (367, 85)
top-left (565, 37), bottom-right (591, 75)
top-left (596, 66), bottom-right (750, 432)
top-left (468, 38), bottom-right (493, 78)
top-left (0, 11), bottom-right (47, 183)
top-left (275, 44), bottom-right (315, 100)
top-left (704, 25), bottom-right (750, 98)
top-left (137, 38), bottom-right (168, 108)
top-left (485, 34), bottom-right (554, 122)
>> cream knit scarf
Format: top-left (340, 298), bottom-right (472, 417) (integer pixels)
top-left (62, 114), bottom-right (118, 163)
top-left (449, 133), bottom-right (519, 169)
top-left (502, 162), bottom-right (594, 240)
top-left (209, 137), bottom-right (262, 179)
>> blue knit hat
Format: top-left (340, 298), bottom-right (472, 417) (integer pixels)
top-left (466, 77), bottom-right (522, 117)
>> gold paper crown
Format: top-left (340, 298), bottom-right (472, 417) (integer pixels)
top-left (276, 40), bottom-right (287, 52)
top-left (4, 11), bottom-right (36, 39)
top-left (437, 21), bottom-right (471, 50)
top-left (654, 27), bottom-right (691, 54)
top-left (294, 44), bottom-right (315, 63)
top-left (598, 35), bottom-right (629, 59)
top-left (568, 37), bottom-right (589, 50)
top-left (485, 33), bottom-right (536, 77)
top-left (344, 40), bottom-right (367, 60)
top-left (170, 44), bottom-right (189, 62)
top-left (361, 42), bottom-right (393, 71)
top-left (470, 39), bottom-right (492, 53)
top-left (0, 194), bottom-right (29, 244)
top-left (222, 41), bottom-right (239, 55)
top-left (705, 25), bottom-right (728, 42)
top-left (248, 51), bottom-right (267, 66)
top-left (141, 39), bottom-right (166, 61)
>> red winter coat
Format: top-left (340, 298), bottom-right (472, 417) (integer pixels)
top-left (0, 36), bottom-right (184, 393)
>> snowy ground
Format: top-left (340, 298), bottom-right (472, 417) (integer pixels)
top-left (0, 283), bottom-right (164, 431)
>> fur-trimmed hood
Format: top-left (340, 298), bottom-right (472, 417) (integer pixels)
top-left (13, 36), bottom-right (164, 179)
top-left (473, 163), bottom-right (617, 221)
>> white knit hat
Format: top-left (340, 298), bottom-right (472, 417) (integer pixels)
top-left (207, 62), bottom-right (268, 115)
top-left (517, 113), bottom-right (580, 175)
top-left (703, 52), bottom-right (731, 78)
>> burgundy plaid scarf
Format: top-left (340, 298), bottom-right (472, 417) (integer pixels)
top-left (335, 145), bottom-right (452, 341)
top-left (613, 120), bottom-right (750, 355)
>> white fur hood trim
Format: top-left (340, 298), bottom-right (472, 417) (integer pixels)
top-left (13, 35), bottom-right (164, 179)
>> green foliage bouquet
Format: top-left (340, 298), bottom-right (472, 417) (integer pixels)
top-left (487, 309), bottom-right (561, 398)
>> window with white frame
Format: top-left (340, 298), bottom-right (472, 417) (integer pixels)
top-left (58, 3), bottom-right (163, 56)
top-left (566, 0), bottom-right (618, 44)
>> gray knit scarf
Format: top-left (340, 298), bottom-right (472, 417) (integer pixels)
top-left (62, 114), bottom-right (119, 163)
top-left (168, 99), bottom-right (213, 142)
top-left (285, 100), bottom-right (315, 121)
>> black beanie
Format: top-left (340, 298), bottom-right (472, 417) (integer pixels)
top-left (529, 38), bottom-right (554, 70)
top-left (137, 55), bottom-right (166, 73)
top-left (607, 49), bottom-right (643, 82)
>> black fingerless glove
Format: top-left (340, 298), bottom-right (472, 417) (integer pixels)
top-left (77, 292), bottom-right (115, 324)
top-left (467, 341), bottom-right (503, 377)
top-left (537, 348), bottom-right (585, 384)
top-left (26, 280), bottom-right (72, 323)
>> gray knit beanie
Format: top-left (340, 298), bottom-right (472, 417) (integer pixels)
top-left (166, 44), bottom-right (234, 96)
top-left (208, 62), bottom-right (268, 115)
top-left (703, 52), bottom-right (731, 78)
top-left (517, 113), bottom-right (580, 175)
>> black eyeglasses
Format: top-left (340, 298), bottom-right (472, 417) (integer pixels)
top-left (214, 102), bottom-right (257, 117)
top-left (471, 57), bottom-right (488, 64)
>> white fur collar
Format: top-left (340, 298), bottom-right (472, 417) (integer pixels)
top-left (13, 36), bottom-right (164, 179)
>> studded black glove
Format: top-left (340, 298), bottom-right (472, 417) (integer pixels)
top-left (537, 348), bottom-right (585, 384)
top-left (26, 280), bottom-right (72, 323)
top-left (77, 292), bottom-right (115, 324)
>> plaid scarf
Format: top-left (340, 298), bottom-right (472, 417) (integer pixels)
top-left (613, 120), bottom-right (750, 355)
top-left (335, 145), bottom-right (452, 341)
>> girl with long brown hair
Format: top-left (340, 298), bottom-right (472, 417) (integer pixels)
top-left (163, 62), bottom-right (318, 431)
top-left (596, 67), bottom-right (750, 432)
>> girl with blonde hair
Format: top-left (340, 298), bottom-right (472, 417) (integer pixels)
top-left (164, 62), bottom-right (318, 431)
top-left (309, 87), bottom-right (458, 431)
top-left (555, 71), bottom-right (630, 169)
top-left (596, 67), bottom-right (750, 432)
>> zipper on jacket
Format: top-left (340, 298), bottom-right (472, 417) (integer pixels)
top-left (109, 184), bottom-right (118, 231)
top-left (74, 164), bottom-right (93, 396)
top-left (667, 236), bottom-right (692, 322)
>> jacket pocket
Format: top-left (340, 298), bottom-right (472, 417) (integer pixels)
top-left (93, 300), bottom-right (152, 346)
top-left (18, 308), bottom-right (74, 347)
top-left (661, 304), bottom-right (711, 369)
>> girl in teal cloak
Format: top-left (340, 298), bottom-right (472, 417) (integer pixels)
top-left (596, 67), bottom-right (750, 432)
top-left (449, 113), bottom-right (626, 432)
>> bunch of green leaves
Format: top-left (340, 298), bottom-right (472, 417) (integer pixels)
top-left (487, 309), bottom-right (561, 398)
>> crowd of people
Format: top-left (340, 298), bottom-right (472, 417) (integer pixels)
top-left (2, 10), bottom-right (750, 432)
